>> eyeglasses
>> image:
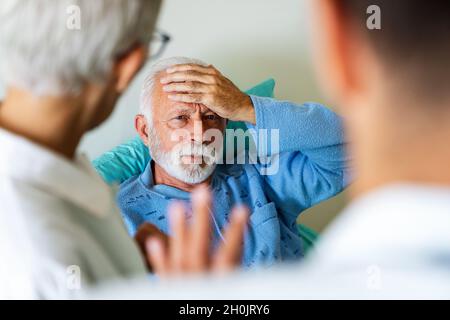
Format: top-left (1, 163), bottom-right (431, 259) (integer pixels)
top-left (148, 30), bottom-right (171, 61)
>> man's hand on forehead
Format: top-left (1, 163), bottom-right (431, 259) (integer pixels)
top-left (160, 64), bottom-right (256, 124)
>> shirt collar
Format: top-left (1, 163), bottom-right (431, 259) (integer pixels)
top-left (0, 128), bottom-right (113, 218)
top-left (139, 161), bottom-right (190, 200)
top-left (140, 161), bottom-right (154, 188)
top-left (343, 183), bottom-right (450, 221)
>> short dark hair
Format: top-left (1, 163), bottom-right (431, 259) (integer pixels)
top-left (341, 0), bottom-right (450, 55)
top-left (340, 0), bottom-right (450, 99)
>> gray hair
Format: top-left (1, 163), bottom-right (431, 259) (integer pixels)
top-left (0, 0), bottom-right (161, 96)
top-left (139, 56), bottom-right (209, 124)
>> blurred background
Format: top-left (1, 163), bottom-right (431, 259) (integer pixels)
top-left (0, 0), bottom-right (347, 233)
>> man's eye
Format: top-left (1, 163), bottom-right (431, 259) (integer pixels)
top-left (168, 115), bottom-right (189, 128)
top-left (204, 114), bottom-right (219, 121)
top-left (174, 115), bottom-right (188, 121)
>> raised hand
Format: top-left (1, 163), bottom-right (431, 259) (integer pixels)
top-left (142, 185), bottom-right (248, 277)
top-left (160, 64), bottom-right (256, 124)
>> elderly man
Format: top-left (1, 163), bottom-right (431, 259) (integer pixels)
top-left (117, 56), bottom-right (350, 270)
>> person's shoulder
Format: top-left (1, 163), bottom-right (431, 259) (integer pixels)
top-left (0, 179), bottom-right (92, 265)
top-left (2, 177), bottom-right (73, 220)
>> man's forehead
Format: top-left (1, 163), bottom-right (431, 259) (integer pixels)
top-left (152, 74), bottom-right (212, 114)
top-left (169, 103), bottom-right (211, 113)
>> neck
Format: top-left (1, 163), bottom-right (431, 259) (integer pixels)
top-left (351, 128), bottom-right (450, 198)
top-left (0, 87), bottom-right (87, 159)
top-left (153, 162), bottom-right (212, 193)
top-left (346, 89), bottom-right (450, 199)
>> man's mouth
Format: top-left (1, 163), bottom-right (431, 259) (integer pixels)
top-left (181, 154), bottom-right (205, 164)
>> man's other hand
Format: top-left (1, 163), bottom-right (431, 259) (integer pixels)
top-left (141, 185), bottom-right (248, 277)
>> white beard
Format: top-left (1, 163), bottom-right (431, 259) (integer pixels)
top-left (149, 132), bottom-right (218, 184)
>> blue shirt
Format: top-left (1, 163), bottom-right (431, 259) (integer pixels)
top-left (117, 95), bottom-right (350, 268)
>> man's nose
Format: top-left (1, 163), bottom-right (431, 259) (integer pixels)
top-left (190, 119), bottom-right (205, 144)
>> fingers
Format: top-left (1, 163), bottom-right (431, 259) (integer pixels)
top-left (160, 71), bottom-right (217, 85)
top-left (163, 82), bottom-right (213, 94)
top-left (144, 186), bottom-right (246, 278)
top-left (213, 206), bottom-right (249, 273)
top-left (167, 93), bottom-right (212, 104)
top-left (166, 63), bottom-right (219, 75)
top-left (189, 185), bottom-right (213, 271)
top-left (146, 237), bottom-right (169, 277)
top-left (134, 223), bottom-right (168, 268)
top-left (168, 201), bottom-right (187, 273)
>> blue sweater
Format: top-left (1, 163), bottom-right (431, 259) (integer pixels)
top-left (117, 95), bottom-right (350, 268)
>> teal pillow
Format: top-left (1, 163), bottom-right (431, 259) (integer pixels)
top-left (93, 78), bottom-right (276, 185)
top-left (297, 224), bottom-right (318, 255)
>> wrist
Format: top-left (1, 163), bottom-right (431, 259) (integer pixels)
top-left (234, 94), bottom-right (256, 124)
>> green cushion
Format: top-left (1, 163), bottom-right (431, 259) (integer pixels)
top-left (297, 224), bottom-right (318, 255)
top-left (93, 78), bottom-right (275, 185)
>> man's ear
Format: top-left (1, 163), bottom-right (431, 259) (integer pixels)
top-left (311, 0), bottom-right (367, 106)
top-left (135, 114), bottom-right (150, 146)
top-left (114, 44), bottom-right (147, 93)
